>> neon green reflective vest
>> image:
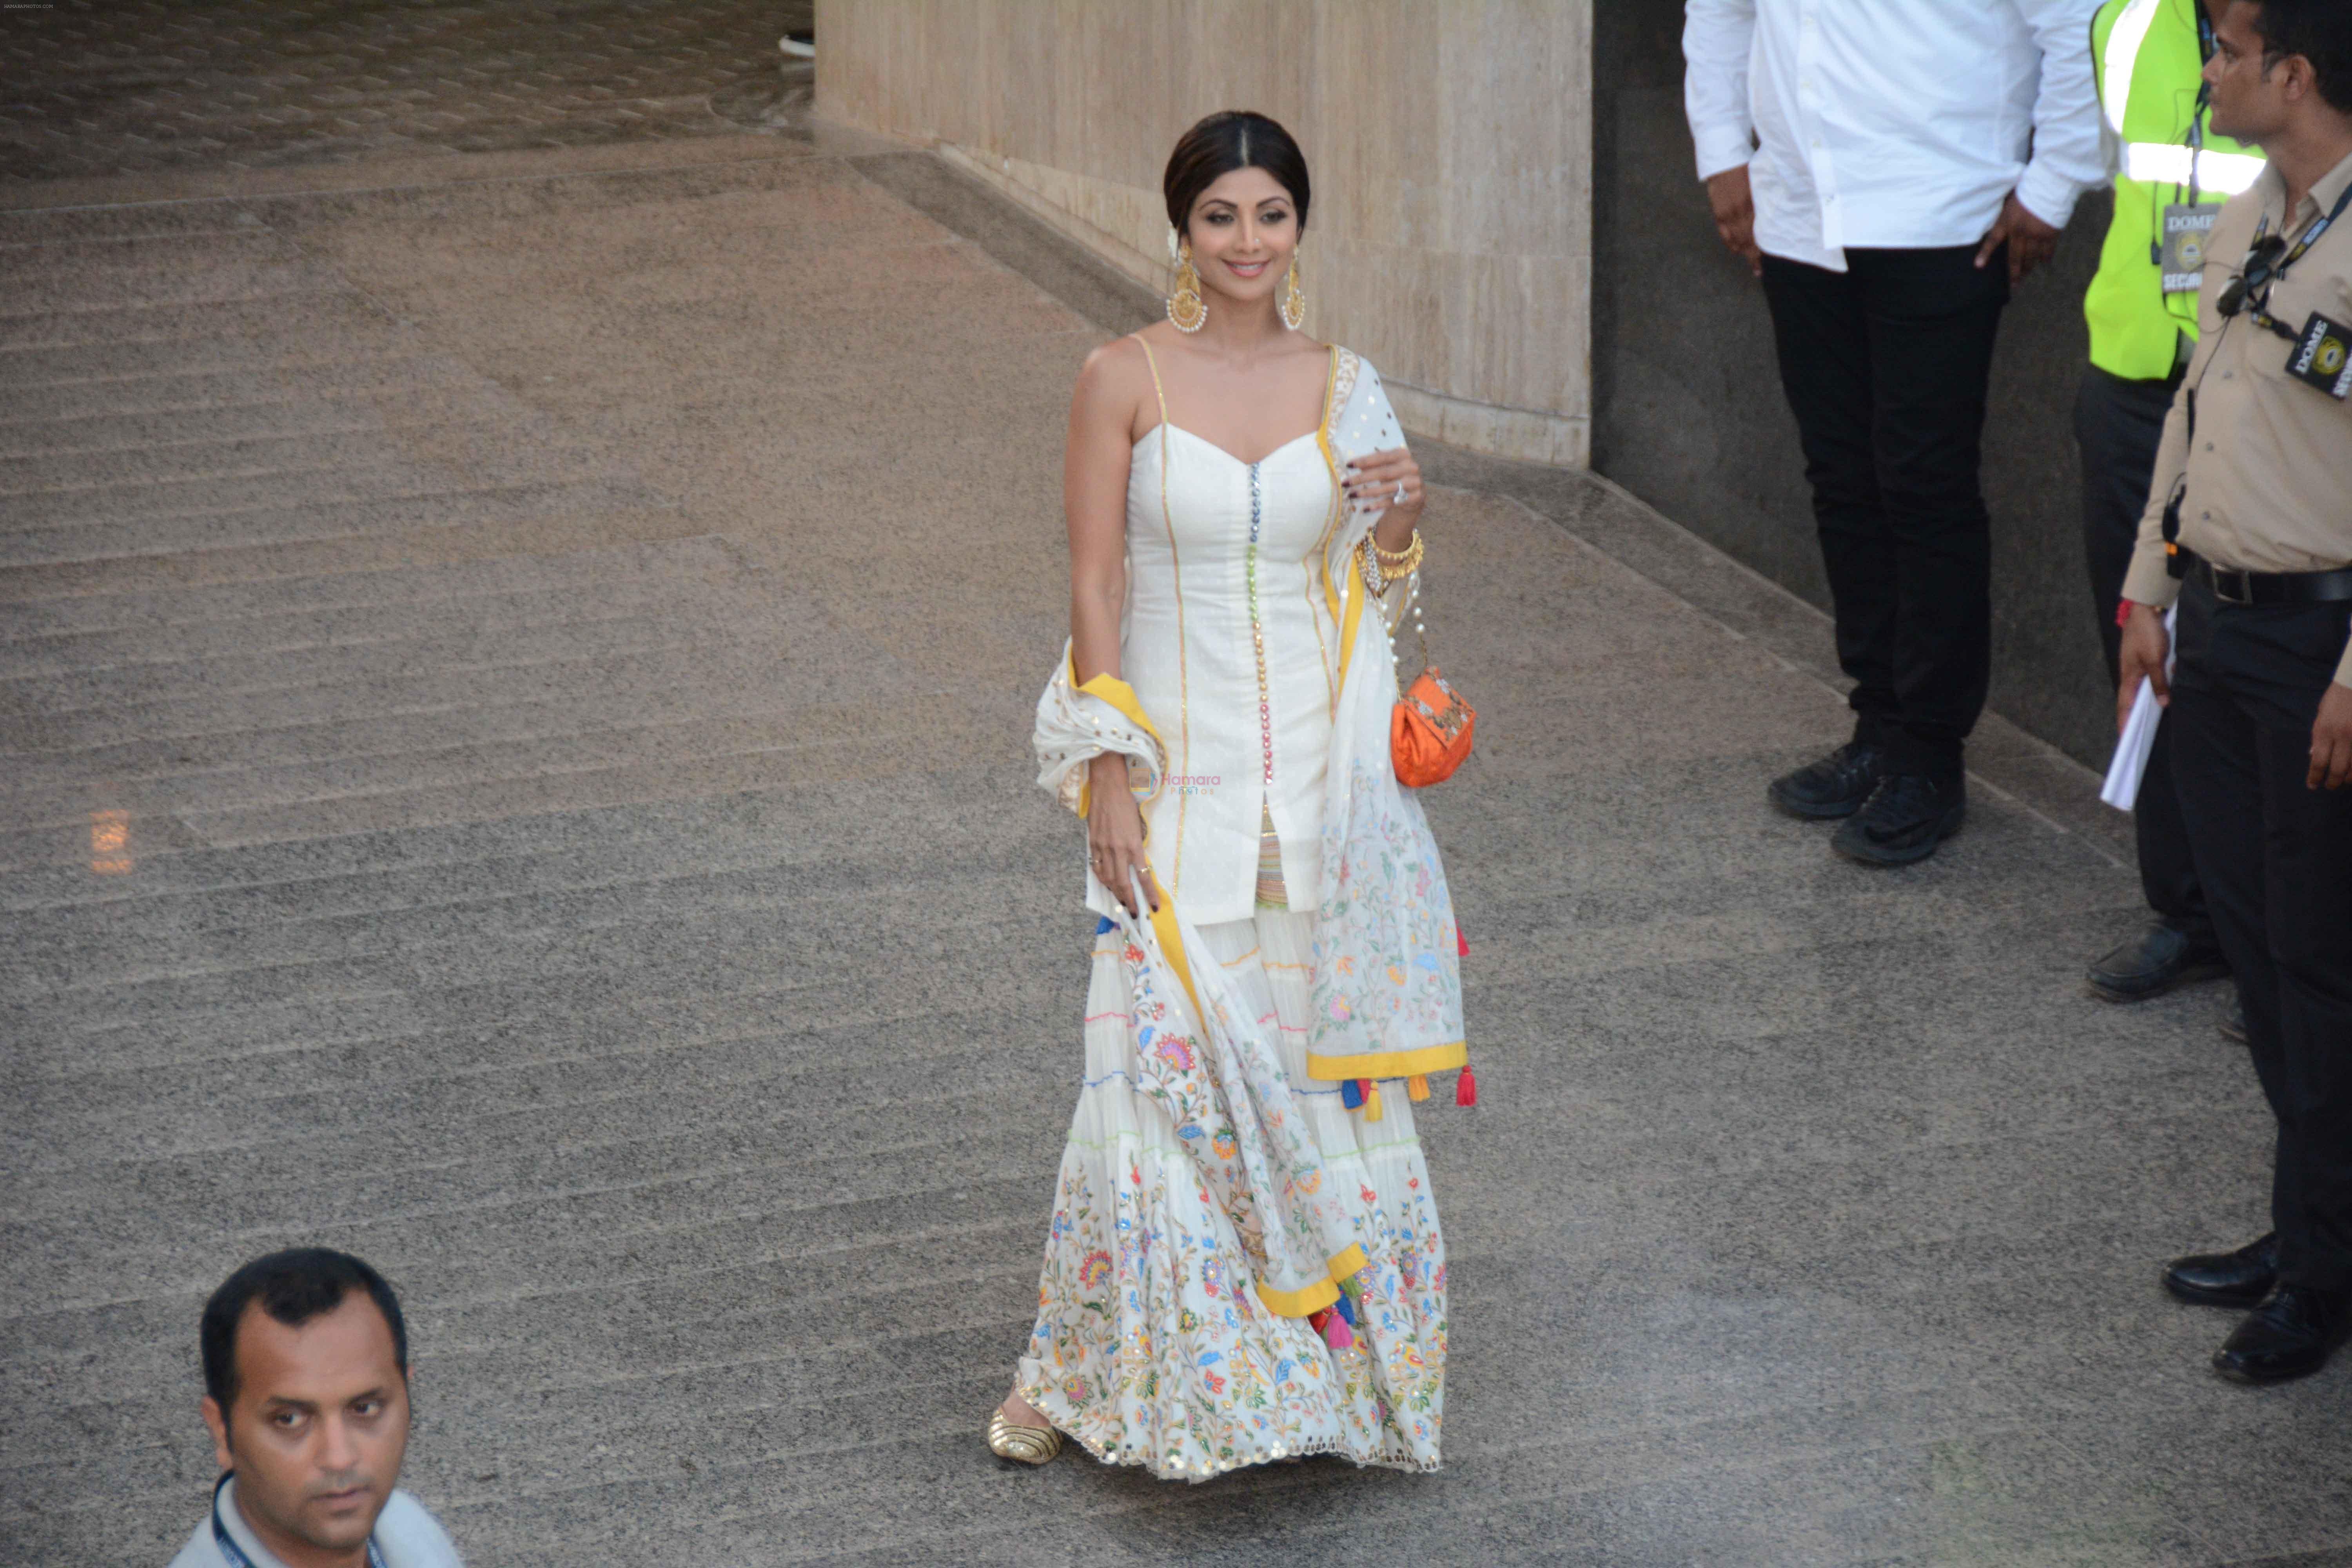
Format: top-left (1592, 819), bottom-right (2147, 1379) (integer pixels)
top-left (2086, 0), bottom-right (2265, 379)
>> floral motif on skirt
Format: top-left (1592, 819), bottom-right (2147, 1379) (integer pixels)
top-left (1017, 908), bottom-right (1446, 1481)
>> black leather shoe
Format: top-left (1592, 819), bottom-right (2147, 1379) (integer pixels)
top-left (2165, 1233), bottom-right (2278, 1307)
top-left (2085, 922), bottom-right (2229, 1003)
top-left (1830, 775), bottom-right (1965, 866)
top-left (2220, 995), bottom-right (2249, 1045)
top-left (2213, 1285), bottom-right (2351, 1384)
top-left (1769, 742), bottom-right (1886, 819)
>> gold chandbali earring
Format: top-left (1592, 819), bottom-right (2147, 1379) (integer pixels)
top-left (1167, 229), bottom-right (1207, 334)
top-left (1280, 253), bottom-right (1306, 331)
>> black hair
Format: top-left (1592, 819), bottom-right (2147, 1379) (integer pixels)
top-left (1163, 111), bottom-right (1312, 239)
top-left (200, 1249), bottom-right (408, 1410)
top-left (2246, 0), bottom-right (2352, 113)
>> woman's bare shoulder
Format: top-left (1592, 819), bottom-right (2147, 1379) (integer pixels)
top-left (1079, 333), bottom-right (1156, 390)
top-left (1073, 334), bottom-right (1158, 437)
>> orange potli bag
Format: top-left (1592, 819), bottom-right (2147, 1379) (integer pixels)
top-left (1392, 666), bottom-right (1475, 787)
top-left (1374, 534), bottom-right (1475, 787)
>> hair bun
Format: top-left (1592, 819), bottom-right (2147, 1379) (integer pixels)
top-left (1162, 111), bottom-right (1311, 239)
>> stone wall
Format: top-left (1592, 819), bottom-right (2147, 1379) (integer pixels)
top-left (814, 0), bottom-right (1594, 466)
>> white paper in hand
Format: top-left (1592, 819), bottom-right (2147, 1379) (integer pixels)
top-left (2101, 604), bottom-right (2178, 811)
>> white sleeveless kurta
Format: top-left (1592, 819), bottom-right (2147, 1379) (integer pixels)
top-left (1120, 419), bottom-right (1339, 921)
top-left (1018, 343), bottom-right (1452, 1481)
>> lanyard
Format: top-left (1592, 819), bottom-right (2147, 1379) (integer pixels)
top-left (2226, 179), bottom-right (2352, 340)
top-left (2179, 5), bottom-right (2220, 203)
top-left (212, 1475), bottom-right (390, 1568)
top-left (2254, 183), bottom-right (2352, 279)
top-left (2184, 85), bottom-right (2209, 206)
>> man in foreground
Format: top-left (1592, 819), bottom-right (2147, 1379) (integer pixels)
top-left (2118, 0), bottom-right (2352, 1384)
top-left (172, 1249), bottom-right (463, 1567)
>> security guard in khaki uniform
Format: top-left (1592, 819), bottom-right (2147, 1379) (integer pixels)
top-left (2081, 0), bottom-right (2264, 1005)
top-left (2119, 0), bottom-right (2352, 1384)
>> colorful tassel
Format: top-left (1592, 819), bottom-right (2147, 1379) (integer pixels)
top-left (1406, 1073), bottom-right (1430, 1102)
top-left (1094, 915), bottom-right (1117, 935)
top-left (1457, 926), bottom-right (1470, 958)
top-left (1363, 1082), bottom-right (1383, 1122)
top-left (1322, 1314), bottom-right (1354, 1351)
top-left (1339, 1078), bottom-right (1363, 1110)
top-left (1333, 1290), bottom-right (1357, 1327)
top-left (1455, 1065), bottom-right (1478, 1107)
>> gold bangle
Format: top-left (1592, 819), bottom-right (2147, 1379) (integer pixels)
top-left (1369, 529), bottom-right (1423, 583)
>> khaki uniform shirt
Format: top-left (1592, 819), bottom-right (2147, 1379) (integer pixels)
top-left (2124, 145), bottom-right (2352, 689)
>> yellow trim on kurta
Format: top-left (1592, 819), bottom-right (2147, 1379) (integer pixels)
top-left (1305, 1040), bottom-right (1469, 1083)
top-left (1252, 1245), bottom-right (1372, 1319)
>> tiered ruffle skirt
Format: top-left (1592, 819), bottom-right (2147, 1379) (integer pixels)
top-left (1016, 907), bottom-right (1446, 1480)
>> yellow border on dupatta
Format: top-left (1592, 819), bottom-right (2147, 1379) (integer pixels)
top-left (1146, 896), bottom-right (1202, 1024)
top-left (1253, 1243), bottom-right (1372, 1318)
top-left (1310, 348), bottom-right (1370, 698)
top-left (1062, 659), bottom-right (1190, 1034)
top-left (1068, 651), bottom-right (1162, 819)
top-left (1305, 1040), bottom-right (1469, 1082)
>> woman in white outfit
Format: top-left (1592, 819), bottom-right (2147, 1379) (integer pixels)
top-left (993, 112), bottom-right (1473, 1480)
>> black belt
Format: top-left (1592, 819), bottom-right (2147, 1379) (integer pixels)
top-left (2186, 552), bottom-right (2352, 606)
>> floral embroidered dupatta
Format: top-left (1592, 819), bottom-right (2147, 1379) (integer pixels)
top-left (1305, 351), bottom-right (1469, 1102)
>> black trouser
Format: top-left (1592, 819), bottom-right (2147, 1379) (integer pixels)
top-left (2169, 575), bottom-right (2352, 1291)
top-left (1760, 246), bottom-right (2007, 783)
top-left (2074, 365), bottom-right (2212, 943)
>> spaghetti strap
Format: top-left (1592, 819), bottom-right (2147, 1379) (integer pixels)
top-left (1134, 334), bottom-right (1170, 434)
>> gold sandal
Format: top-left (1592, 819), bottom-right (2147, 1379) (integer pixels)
top-left (987, 1408), bottom-right (1063, 1465)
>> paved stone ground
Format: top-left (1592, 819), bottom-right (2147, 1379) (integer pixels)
top-left (0, 0), bottom-right (812, 182)
top-left (3, 12), bottom-right (2350, 1568)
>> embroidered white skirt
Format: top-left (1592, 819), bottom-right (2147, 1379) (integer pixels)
top-left (1016, 907), bottom-right (1447, 1480)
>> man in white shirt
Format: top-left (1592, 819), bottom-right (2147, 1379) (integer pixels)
top-left (170, 1250), bottom-right (463, 1568)
top-left (1684, 0), bottom-right (2106, 864)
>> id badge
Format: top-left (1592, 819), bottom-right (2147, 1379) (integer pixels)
top-left (2160, 203), bottom-right (2217, 294)
top-left (2286, 312), bottom-right (2352, 399)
